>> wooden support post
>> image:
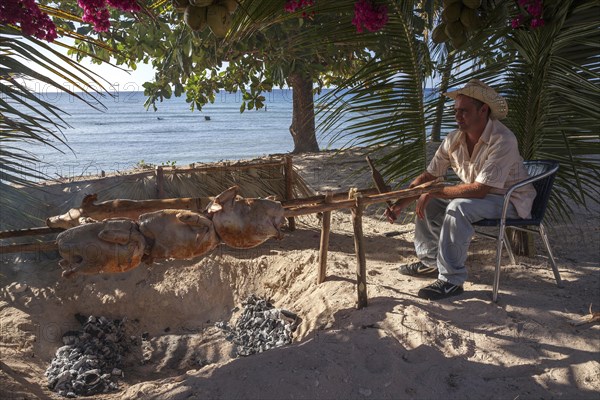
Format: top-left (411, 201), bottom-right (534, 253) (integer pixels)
top-left (351, 191), bottom-right (368, 309)
top-left (0, 241), bottom-right (58, 254)
top-left (317, 192), bottom-right (332, 284)
top-left (155, 166), bottom-right (165, 199)
top-left (0, 227), bottom-right (63, 239)
top-left (283, 155), bottom-right (296, 231)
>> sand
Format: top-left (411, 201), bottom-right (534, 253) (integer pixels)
top-left (1, 147), bottom-right (599, 399)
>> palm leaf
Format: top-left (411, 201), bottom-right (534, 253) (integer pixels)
top-left (312, 1), bottom-right (432, 187)
top-left (500, 0), bottom-right (600, 221)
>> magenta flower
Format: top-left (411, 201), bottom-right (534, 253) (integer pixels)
top-left (526, 2), bottom-right (543, 17)
top-left (352, 0), bottom-right (388, 33)
top-left (77, 0), bottom-right (141, 32)
top-left (512, 0), bottom-right (545, 30)
top-left (530, 18), bottom-right (545, 28)
top-left (78, 0), bottom-right (111, 32)
top-left (0, 0), bottom-right (58, 42)
top-left (284, 0), bottom-right (314, 13)
top-left (511, 15), bottom-right (524, 29)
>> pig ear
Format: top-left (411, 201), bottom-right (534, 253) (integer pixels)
top-left (207, 201), bottom-right (223, 213)
top-left (98, 229), bottom-right (130, 245)
top-left (214, 186), bottom-right (239, 204)
top-left (177, 212), bottom-right (207, 226)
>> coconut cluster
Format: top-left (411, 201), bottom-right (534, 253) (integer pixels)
top-left (432, 0), bottom-right (483, 48)
top-left (172, 0), bottom-right (237, 37)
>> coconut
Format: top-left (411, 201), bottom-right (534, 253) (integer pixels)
top-left (444, 20), bottom-right (465, 39)
top-left (460, 7), bottom-right (482, 30)
top-left (207, 4), bottom-right (232, 38)
top-left (442, 2), bottom-right (463, 23)
top-left (432, 23), bottom-right (449, 44)
top-left (451, 32), bottom-right (468, 49)
top-left (462, 0), bottom-right (482, 9)
top-left (218, 0), bottom-right (238, 14)
top-left (443, 0), bottom-right (462, 6)
top-left (189, 0), bottom-right (214, 6)
top-left (184, 5), bottom-right (208, 31)
top-left (172, 0), bottom-right (188, 12)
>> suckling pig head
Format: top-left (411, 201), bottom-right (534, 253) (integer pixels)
top-left (207, 186), bottom-right (285, 249)
top-left (56, 219), bottom-right (146, 277)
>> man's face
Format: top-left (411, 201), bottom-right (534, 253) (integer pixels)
top-left (454, 95), bottom-right (489, 134)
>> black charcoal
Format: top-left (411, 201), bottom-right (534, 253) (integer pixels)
top-left (216, 295), bottom-right (300, 357)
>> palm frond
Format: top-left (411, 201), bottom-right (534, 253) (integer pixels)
top-left (500, 0), bottom-right (600, 221)
top-left (314, 1), bottom-right (432, 187)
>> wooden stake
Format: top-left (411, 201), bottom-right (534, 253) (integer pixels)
top-left (0, 241), bottom-right (58, 254)
top-left (282, 182), bottom-right (444, 218)
top-left (155, 166), bottom-right (165, 199)
top-left (317, 192), bottom-right (332, 284)
top-left (0, 227), bottom-right (63, 239)
top-left (351, 191), bottom-right (368, 309)
top-left (283, 155), bottom-right (296, 231)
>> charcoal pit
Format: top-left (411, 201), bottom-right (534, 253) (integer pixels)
top-left (45, 314), bottom-right (136, 397)
top-left (216, 294), bottom-right (300, 357)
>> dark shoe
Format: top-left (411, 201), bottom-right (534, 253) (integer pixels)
top-left (399, 261), bottom-right (438, 277)
top-left (417, 279), bottom-right (464, 300)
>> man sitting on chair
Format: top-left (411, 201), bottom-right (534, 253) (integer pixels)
top-left (386, 79), bottom-right (536, 300)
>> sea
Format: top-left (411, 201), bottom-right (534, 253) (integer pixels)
top-left (15, 89), bottom-right (356, 180)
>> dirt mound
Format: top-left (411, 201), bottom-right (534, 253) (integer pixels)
top-left (1, 148), bottom-right (599, 399)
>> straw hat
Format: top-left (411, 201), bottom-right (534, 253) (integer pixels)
top-left (444, 79), bottom-right (508, 120)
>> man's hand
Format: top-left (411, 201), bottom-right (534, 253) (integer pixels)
top-left (415, 193), bottom-right (432, 219)
top-left (384, 196), bottom-right (417, 223)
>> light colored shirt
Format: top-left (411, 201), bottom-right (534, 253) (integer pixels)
top-left (427, 119), bottom-right (536, 219)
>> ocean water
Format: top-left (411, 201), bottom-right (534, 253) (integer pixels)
top-left (17, 89), bottom-right (345, 180)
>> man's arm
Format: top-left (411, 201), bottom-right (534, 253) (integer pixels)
top-left (385, 171), bottom-right (438, 223)
top-left (409, 171), bottom-right (438, 188)
top-left (434, 182), bottom-right (491, 199)
top-left (415, 182), bottom-right (491, 219)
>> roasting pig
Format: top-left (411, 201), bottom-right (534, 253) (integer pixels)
top-left (56, 219), bottom-right (146, 277)
top-left (206, 186), bottom-right (285, 249)
top-left (138, 209), bottom-right (219, 263)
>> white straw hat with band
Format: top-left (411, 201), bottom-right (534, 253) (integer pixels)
top-left (444, 79), bottom-right (509, 120)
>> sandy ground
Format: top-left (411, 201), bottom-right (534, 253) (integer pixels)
top-left (1, 147), bottom-right (599, 399)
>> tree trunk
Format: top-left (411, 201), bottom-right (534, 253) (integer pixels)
top-left (430, 52), bottom-right (455, 143)
top-left (509, 230), bottom-right (535, 257)
top-left (288, 72), bottom-right (319, 153)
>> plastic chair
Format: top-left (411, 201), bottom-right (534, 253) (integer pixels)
top-left (473, 160), bottom-right (563, 302)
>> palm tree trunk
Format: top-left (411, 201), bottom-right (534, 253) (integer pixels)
top-left (430, 52), bottom-right (454, 143)
top-left (288, 72), bottom-right (319, 153)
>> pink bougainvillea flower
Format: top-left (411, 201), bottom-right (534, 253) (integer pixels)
top-left (512, 0), bottom-right (545, 30)
top-left (78, 0), bottom-right (111, 32)
top-left (352, 0), bottom-right (388, 33)
top-left (526, 2), bottom-right (543, 17)
top-left (78, 0), bottom-right (141, 32)
top-left (284, 0), bottom-right (314, 13)
top-left (530, 17), bottom-right (545, 28)
top-left (0, 0), bottom-right (58, 41)
top-left (511, 15), bottom-right (524, 29)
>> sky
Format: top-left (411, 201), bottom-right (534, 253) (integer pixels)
top-left (84, 60), bottom-right (156, 92)
top-left (27, 33), bottom-right (157, 94)
top-left (31, 55), bottom-right (157, 94)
